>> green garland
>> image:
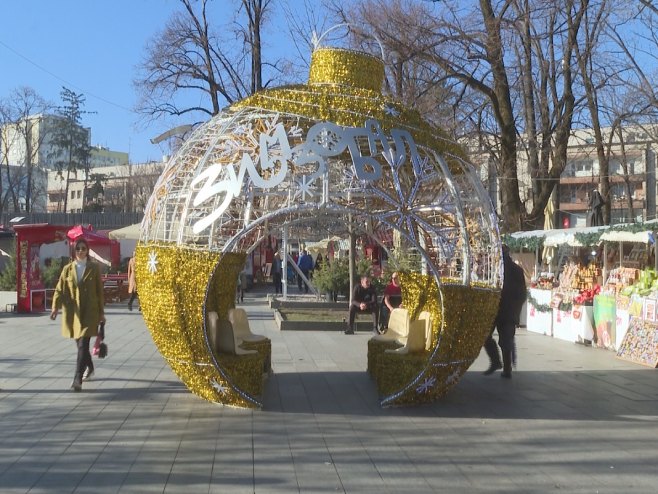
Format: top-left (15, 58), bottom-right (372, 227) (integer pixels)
top-left (574, 231), bottom-right (603, 246)
top-left (526, 290), bottom-right (572, 313)
top-left (507, 221), bottom-right (657, 252)
top-left (576, 222), bottom-right (658, 246)
top-left (502, 234), bottom-right (543, 251)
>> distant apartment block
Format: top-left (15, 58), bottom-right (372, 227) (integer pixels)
top-left (47, 161), bottom-right (165, 213)
top-left (1, 114), bottom-right (90, 166)
top-left (2, 113), bottom-right (150, 213)
top-left (89, 145), bottom-right (129, 168)
top-left (470, 125), bottom-right (658, 228)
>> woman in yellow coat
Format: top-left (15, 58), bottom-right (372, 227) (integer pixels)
top-left (127, 253), bottom-right (138, 311)
top-left (50, 239), bottom-right (106, 391)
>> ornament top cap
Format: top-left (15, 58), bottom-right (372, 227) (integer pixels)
top-left (308, 48), bottom-right (384, 92)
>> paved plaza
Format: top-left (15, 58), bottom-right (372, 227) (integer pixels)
top-left (1, 289), bottom-right (657, 493)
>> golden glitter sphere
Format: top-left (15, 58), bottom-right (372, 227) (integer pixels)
top-left (137, 47), bottom-right (502, 408)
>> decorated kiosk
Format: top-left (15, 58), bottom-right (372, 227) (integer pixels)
top-left (13, 224), bottom-right (69, 313)
top-left (136, 45), bottom-right (503, 408)
top-left (12, 223), bottom-right (121, 313)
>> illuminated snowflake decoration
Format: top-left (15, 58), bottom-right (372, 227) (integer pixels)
top-left (147, 251), bottom-right (159, 274)
top-left (416, 376), bottom-right (437, 394)
top-left (294, 175), bottom-right (317, 201)
top-left (211, 380), bottom-right (228, 394)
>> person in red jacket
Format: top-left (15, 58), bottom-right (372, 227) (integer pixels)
top-left (379, 272), bottom-right (403, 331)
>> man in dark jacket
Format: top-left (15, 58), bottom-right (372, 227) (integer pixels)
top-left (483, 245), bottom-right (527, 378)
top-left (345, 275), bottom-right (379, 335)
top-left (297, 250), bottom-right (314, 293)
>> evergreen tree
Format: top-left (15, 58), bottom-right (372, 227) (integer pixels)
top-left (48, 87), bottom-right (92, 212)
top-left (0, 243), bottom-right (16, 291)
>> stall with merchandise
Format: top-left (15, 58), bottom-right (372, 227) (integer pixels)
top-left (593, 228), bottom-right (658, 366)
top-left (505, 221), bottom-right (658, 367)
top-left (525, 226), bottom-right (605, 342)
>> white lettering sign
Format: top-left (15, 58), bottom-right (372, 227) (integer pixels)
top-left (190, 119), bottom-right (422, 234)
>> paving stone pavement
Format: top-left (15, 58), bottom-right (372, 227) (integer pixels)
top-left (1, 289), bottom-right (657, 493)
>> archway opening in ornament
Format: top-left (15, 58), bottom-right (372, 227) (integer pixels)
top-left (202, 198), bottom-right (498, 407)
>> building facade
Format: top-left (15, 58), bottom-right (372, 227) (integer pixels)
top-left (47, 161), bottom-right (165, 213)
top-left (2, 114), bottom-right (137, 213)
top-left (472, 125), bottom-right (658, 228)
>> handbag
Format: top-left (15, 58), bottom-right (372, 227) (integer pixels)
top-left (92, 321), bottom-right (108, 359)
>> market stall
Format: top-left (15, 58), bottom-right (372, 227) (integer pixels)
top-left (12, 224), bottom-right (69, 313)
top-left (509, 221), bottom-right (658, 367)
top-left (593, 227), bottom-right (658, 356)
top-left (520, 225), bottom-right (606, 342)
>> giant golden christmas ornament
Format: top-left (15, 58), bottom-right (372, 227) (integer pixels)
top-left (137, 47), bottom-right (502, 408)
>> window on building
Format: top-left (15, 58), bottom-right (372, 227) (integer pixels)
top-left (565, 160), bottom-right (593, 177)
top-left (611, 183), bottom-right (627, 200)
top-left (71, 191), bottom-right (75, 199)
top-left (77, 190), bottom-right (81, 198)
top-left (559, 185), bottom-right (579, 203)
top-left (609, 160), bottom-right (635, 175)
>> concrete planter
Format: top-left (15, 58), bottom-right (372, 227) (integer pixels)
top-left (273, 308), bottom-right (374, 332)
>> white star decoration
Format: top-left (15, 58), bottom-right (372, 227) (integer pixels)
top-left (147, 251), bottom-right (159, 274)
top-left (416, 376), bottom-right (437, 394)
top-left (384, 104), bottom-right (400, 117)
top-left (212, 380), bottom-right (228, 394)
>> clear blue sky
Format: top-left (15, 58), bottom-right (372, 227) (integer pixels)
top-left (0, 1), bottom-right (184, 163)
top-left (0, 0), bottom-right (319, 164)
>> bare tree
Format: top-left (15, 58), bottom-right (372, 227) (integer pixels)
top-left (512, 0), bottom-right (589, 229)
top-left (334, 0), bottom-right (458, 131)
top-left (134, 0), bottom-right (277, 127)
top-left (337, 0), bottom-right (603, 232)
top-left (0, 100), bottom-right (11, 215)
top-left (239, 0), bottom-right (276, 93)
top-left (0, 87), bottom-right (51, 214)
top-left (576, 0), bottom-right (658, 223)
top-left (279, 0), bottom-right (336, 86)
top-left (128, 162), bottom-right (166, 213)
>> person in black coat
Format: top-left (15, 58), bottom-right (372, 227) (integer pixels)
top-left (483, 245), bottom-right (527, 378)
top-left (345, 275), bottom-right (379, 335)
top-left (272, 251), bottom-right (283, 295)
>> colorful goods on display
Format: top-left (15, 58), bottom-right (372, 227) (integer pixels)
top-left (549, 262), bottom-right (602, 312)
top-left (617, 317), bottom-right (658, 368)
top-left (603, 267), bottom-right (639, 295)
top-left (135, 46), bottom-right (502, 408)
top-left (531, 272), bottom-right (555, 290)
top-left (616, 268), bottom-right (656, 297)
top-left (573, 285), bottom-right (601, 305)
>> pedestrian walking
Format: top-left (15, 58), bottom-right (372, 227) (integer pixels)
top-left (50, 239), bottom-right (106, 391)
top-left (127, 253), bottom-right (138, 311)
top-left (483, 245), bottom-right (526, 378)
top-left (272, 251), bottom-right (283, 295)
